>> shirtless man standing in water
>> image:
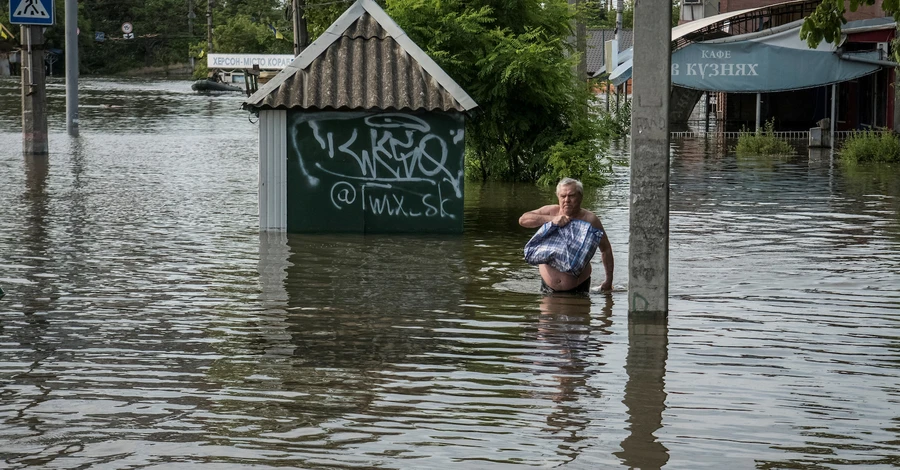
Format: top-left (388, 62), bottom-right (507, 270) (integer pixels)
top-left (519, 178), bottom-right (614, 293)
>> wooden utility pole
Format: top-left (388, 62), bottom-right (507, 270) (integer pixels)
top-left (21, 25), bottom-right (48, 155)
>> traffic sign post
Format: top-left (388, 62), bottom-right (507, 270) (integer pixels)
top-left (10, 0), bottom-right (54, 154)
top-left (20, 24), bottom-right (48, 155)
top-left (10, 0), bottom-right (55, 26)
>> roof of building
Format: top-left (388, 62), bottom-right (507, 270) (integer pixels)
top-left (585, 29), bottom-right (633, 75)
top-left (243, 0), bottom-right (478, 112)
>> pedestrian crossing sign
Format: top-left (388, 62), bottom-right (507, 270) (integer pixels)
top-left (10, 0), bottom-right (55, 26)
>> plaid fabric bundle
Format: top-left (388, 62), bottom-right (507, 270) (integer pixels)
top-left (524, 219), bottom-right (604, 277)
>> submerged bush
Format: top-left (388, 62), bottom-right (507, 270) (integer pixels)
top-left (735, 119), bottom-right (794, 156)
top-left (597, 95), bottom-right (631, 137)
top-left (839, 129), bottom-right (900, 163)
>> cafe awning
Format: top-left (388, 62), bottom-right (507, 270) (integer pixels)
top-left (610, 18), bottom-right (891, 93)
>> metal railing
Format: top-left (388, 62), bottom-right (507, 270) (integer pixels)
top-left (669, 130), bottom-right (888, 139)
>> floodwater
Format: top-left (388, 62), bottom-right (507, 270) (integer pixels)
top-left (1, 78), bottom-right (899, 469)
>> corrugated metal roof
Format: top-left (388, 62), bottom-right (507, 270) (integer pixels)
top-left (243, 0), bottom-right (477, 112)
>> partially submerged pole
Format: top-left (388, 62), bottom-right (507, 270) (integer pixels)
top-left (629, 0), bottom-right (671, 315)
top-left (21, 25), bottom-right (48, 156)
top-left (65, 0), bottom-right (78, 136)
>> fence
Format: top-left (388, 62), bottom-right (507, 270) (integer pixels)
top-left (669, 130), bottom-right (890, 139)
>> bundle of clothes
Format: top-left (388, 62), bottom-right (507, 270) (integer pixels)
top-left (523, 219), bottom-right (603, 276)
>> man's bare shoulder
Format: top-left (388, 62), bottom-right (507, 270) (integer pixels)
top-left (532, 204), bottom-right (561, 215)
top-left (577, 209), bottom-right (604, 227)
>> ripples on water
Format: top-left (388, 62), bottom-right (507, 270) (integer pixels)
top-left (1, 78), bottom-right (899, 468)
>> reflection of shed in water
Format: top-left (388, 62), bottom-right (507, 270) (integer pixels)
top-left (243, 0), bottom-right (478, 233)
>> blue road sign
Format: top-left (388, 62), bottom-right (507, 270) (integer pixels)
top-left (10, 0), bottom-right (55, 26)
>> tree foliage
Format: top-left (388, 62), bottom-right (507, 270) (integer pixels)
top-left (582, 0), bottom-right (680, 29)
top-left (801, 0), bottom-right (899, 48)
top-left (2, 0), bottom-right (618, 184)
top-left (387, 0), bottom-right (614, 184)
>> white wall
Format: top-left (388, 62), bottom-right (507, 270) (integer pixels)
top-left (258, 109), bottom-right (287, 231)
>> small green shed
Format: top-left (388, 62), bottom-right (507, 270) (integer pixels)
top-left (243, 0), bottom-right (478, 233)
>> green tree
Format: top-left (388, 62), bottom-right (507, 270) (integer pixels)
top-left (213, 14), bottom-right (292, 54)
top-left (583, 0), bottom-right (679, 29)
top-left (387, 0), bottom-right (614, 185)
top-left (801, 0), bottom-right (899, 49)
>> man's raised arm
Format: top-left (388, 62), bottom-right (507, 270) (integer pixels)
top-left (519, 205), bottom-right (558, 228)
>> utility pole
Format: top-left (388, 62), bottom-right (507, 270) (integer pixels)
top-left (615, 0), bottom-right (624, 39)
top-left (629, 0), bottom-right (671, 315)
top-left (65, 0), bottom-right (78, 137)
top-left (206, 0), bottom-right (213, 55)
top-left (21, 25), bottom-right (48, 155)
top-left (567, 0), bottom-right (587, 83)
top-left (189, 0), bottom-right (196, 71)
top-left (292, 0), bottom-right (308, 56)
top-left (575, 0), bottom-right (586, 81)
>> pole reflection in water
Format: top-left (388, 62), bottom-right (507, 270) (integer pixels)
top-left (615, 313), bottom-right (669, 469)
top-left (21, 155), bottom-right (52, 316)
top-left (536, 293), bottom-right (613, 462)
top-left (5, 154), bottom-right (58, 466)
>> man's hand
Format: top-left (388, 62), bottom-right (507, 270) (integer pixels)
top-left (551, 214), bottom-right (570, 227)
top-left (599, 279), bottom-right (613, 292)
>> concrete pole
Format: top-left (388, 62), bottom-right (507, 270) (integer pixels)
top-left (21, 25), bottom-right (48, 156)
top-left (615, 0), bottom-right (624, 38)
top-left (65, 0), bottom-right (79, 137)
top-left (567, 0), bottom-right (587, 82)
top-left (629, 0), bottom-right (671, 315)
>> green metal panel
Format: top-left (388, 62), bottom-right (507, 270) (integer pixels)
top-left (286, 111), bottom-right (465, 233)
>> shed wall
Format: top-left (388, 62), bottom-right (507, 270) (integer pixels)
top-left (259, 110), bottom-right (287, 231)
top-left (285, 110), bottom-right (465, 233)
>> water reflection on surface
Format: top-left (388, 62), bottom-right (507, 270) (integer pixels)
top-left (1, 78), bottom-right (900, 468)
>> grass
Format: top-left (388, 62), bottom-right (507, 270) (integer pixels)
top-left (735, 119), bottom-right (794, 156)
top-left (839, 129), bottom-right (900, 163)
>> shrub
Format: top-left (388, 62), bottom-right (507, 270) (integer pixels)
top-left (597, 95), bottom-right (631, 137)
top-left (839, 129), bottom-right (900, 163)
top-left (735, 118), bottom-right (794, 156)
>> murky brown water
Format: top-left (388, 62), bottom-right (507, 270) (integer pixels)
top-left (1, 77), bottom-right (899, 468)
